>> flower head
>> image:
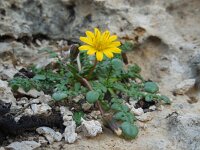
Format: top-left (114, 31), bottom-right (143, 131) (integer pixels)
top-left (79, 28), bottom-right (121, 61)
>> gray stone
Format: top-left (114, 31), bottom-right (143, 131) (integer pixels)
top-left (6, 141), bottom-right (41, 150)
top-left (63, 121), bottom-right (78, 143)
top-left (36, 127), bottom-right (62, 144)
top-left (17, 88), bottom-right (44, 98)
top-left (168, 113), bottom-right (200, 150)
top-left (31, 103), bottom-right (52, 115)
top-left (0, 79), bottom-right (16, 106)
top-left (174, 79), bottom-right (196, 95)
top-left (80, 119), bottom-right (102, 137)
top-left (136, 112), bottom-right (153, 122)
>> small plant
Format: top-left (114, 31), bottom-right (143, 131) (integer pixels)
top-left (9, 28), bottom-right (171, 140)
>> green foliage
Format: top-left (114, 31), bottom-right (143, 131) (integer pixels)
top-left (73, 111), bottom-right (85, 126)
top-left (86, 90), bottom-right (100, 104)
top-left (52, 91), bottom-right (68, 101)
top-left (120, 41), bottom-right (134, 52)
top-left (120, 122), bottom-right (139, 139)
top-left (9, 42), bottom-right (171, 140)
top-left (144, 82), bottom-right (159, 93)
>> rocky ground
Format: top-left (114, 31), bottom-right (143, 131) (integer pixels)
top-left (0, 0), bottom-right (200, 150)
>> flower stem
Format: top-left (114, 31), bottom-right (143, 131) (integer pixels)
top-left (86, 59), bottom-right (98, 79)
top-left (80, 77), bottom-right (104, 114)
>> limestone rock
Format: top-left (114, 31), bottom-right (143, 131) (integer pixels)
top-left (174, 79), bottom-right (196, 95)
top-left (17, 88), bottom-right (44, 98)
top-left (36, 127), bottom-right (62, 144)
top-left (168, 113), bottom-right (200, 150)
top-left (0, 79), bottom-right (16, 106)
top-left (63, 121), bottom-right (78, 143)
top-left (136, 112), bottom-right (153, 122)
top-left (6, 141), bottom-right (41, 150)
top-left (80, 119), bottom-right (102, 137)
top-left (60, 106), bottom-right (78, 143)
top-left (31, 103), bottom-right (52, 115)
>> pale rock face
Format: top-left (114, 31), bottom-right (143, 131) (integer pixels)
top-left (6, 141), bottom-right (41, 150)
top-left (174, 79), bottom-right (196, 95)
top-left (168, 113), bottom-right (200, 150)
top-left (36, 127), bottom-right (62, 144)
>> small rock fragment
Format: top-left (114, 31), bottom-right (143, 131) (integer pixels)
top-left (60, 106), bottom-right (78, 143)
top-left (136, 112), bottom-right (153, 122)
top-left (126, 102), bottom-right (144, 116)
top-left (38, 136), bottom-right (48, 145)
top-left (80, 119), bottom-right (102, 137)
top-left (89, 111), bottom-right (101, 119)
top-left (82, 102), bottom-right (93, 111)
top-left (131, 107), bottom-right (144, 116)
top-left (63, 121), bottom-right (78, 143)
top-left (149, 105), bottom-right (157, 111)
top-left (33, 94), bottom-right (52, 103)
top-left (31, 103), bottom-right (52, 115)
top-left (73, 94), bottom-right (84, 103)
top-left (17, 88), bottom-right (44, 98)
top-left (0, 79), bottom-right (16, 106)
top-left (6, 141), bottom-right (41, 150)
top-left (60, 106), bottom-right (73, 116)
top-left (36, 127), bottom-right (62, 144)
top-left (174, 79), bottom-right (196, 95)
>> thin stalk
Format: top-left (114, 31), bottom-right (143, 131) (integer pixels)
top-left (81, 77), bottom-right (104, 114)
top-left (86, 59), bottom-right (98, 79)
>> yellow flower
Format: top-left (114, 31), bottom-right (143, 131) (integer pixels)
top-left (79, 28), bottom-right (121, 61)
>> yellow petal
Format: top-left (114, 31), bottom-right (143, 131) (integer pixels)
top-left (80, 37), bottom-right (93, 46)
top-left (109, 41), bottom-right (121, 47)
top-left (96, 51), bottom-right (103, 61)
top-left (108, 35), bottom-right (117, 42)
top-left (87, 49), bottom-right (96, 55)
top-left (94, 28), bottom-right (101, 41)
top-left (103, 50), bottom-right (113, 58)
top-left (109, 47), bottom-right (121, 53)
top-left (86, 31), bottom-right (95, 40)
top-left (79, 45), bottom-right (92, 51)
top-left (102, 30), bottom-right (110, 41)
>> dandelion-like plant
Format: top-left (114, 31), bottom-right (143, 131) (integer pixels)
top-left (79, 28), bottom-right (121, 61)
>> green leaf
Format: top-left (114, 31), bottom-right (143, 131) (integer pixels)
top-left (120, 122), bottom-right (139, 139)
top-left (114, 112), bottom-right (135, 123)
top-left (121, 105), bottom-right (129, 112)
top-left (111, 58), bottom-right (123, 70)
top-left (33, 75), bottom-right (46, 80)
top-left (11, 84), bottom-right (19, 91)
top-left (73, 111), bottom-right (84, 126)
top-left (52, 91), bottom-right (68, 101)
top-left (111, 98), bottom-right (123, 104)
top-left (111, 103), bottom-right (122, 111)
top-left (86, 90), bottom-right (99, 104)
top-left (160, 95), bottom-right (171, 104)
top-left (113, 83), bottom-right (126, 92)
top-left (74, 82), bottom-right (81, 92)
top-left (120, 41), bottom-right (134, 52)
top-left (114, 112), bottom-right (126, 121)
top-left (99, 99), bottom-right (110, 111)
top-left (144, 82), bottom-right (159, 94)
top-left (145, 94), bottom-right (154, 102)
